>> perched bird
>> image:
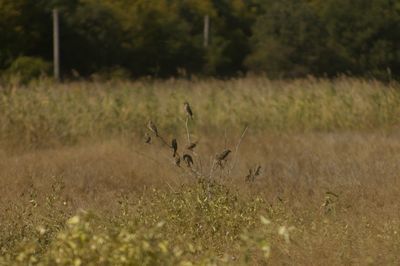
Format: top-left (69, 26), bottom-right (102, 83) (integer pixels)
top-left (216, 149), bottom-right (231, 167)
top-left (175, 155), bottom-right (181, 167)
top-left (183, 154), bottom-right (194, 167)
top-left (186, 141), bottom-right (198, 151)
top-left (144, 133), bottom-right (151, 144)
top-left (184, 102), bottom-right (193, 119)
top-left (171, 138), bottom-right (178, 157)
top-left (216, 149), bottom-right (231, 161)
top-left (147, 120), bottom-right (158, 136)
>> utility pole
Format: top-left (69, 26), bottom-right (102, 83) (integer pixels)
top-left (53, 8), bottom-right (60, 81)
top-left (203, 15), bottom-right (209, 48)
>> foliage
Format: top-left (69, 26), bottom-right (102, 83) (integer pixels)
top-left (0, 178), bottom-right (288, 265)
top-left (4, 56), bottom-right (51, 84)
top-left (247, 0), bottom-right (400, 79)
top-left (0, 0), bottom-right (398, 78)
top-left (245, 0), bottom-right (325, 77)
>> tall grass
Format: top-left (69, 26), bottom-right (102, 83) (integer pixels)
top-left (0, 77), bottom-right (399, 149)
top-left (1, 133), bottom-right (400, 264)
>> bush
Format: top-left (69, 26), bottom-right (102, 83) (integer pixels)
top-left (6, 56), bottom-right (51, 84)
top-left (0, 179), bottom-right (288, 265)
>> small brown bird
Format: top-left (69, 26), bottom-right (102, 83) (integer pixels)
top-left (216, 149), bottom-right (231, 161)
top-left (171, 138), bottom-right (178, 157)
top-left (186, 141), bottom-right (198, 151)
top-left (183, 154), bottom-right (194, 167)
top-left (147, 120), bottom-right (158, 136)
top-left (184, 101), bottom-right (193, 119)
top-left (144, 133), bottom-right (151, 144)
top-left (216, 149), bottom-right (231, 167)
top-left (175, 155), bottom-right (181, 167)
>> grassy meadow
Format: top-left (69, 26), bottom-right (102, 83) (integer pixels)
top-left (1, 77), bottom-right (400, 265)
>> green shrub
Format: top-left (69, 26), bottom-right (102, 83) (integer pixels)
top-left (0, 179), bottom-right (290, 265)
top-left (6, 56), bottom-right (51, 84)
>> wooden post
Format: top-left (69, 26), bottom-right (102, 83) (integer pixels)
top-left (53, 8), bottom-right (60, 81)
top-left (203, 15), bottom-right (209, 48)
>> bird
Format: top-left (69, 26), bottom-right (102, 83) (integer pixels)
top-left (186, 141), bottom-right (198, 151)
top-left (216, 149), bottom-right (231, 167)
top-left (147, 120), bottom-right (158, 136)
top-left (144, 133), bottom-right (151, 144)
top-left (171, 138), bottom-right (178, 157)
top-left (216, 149), bottom-right (231, 161)
top-left (184, 102), bottom-right (193, 119)
top-left (183, 154), bottom-right (194, 167)
top-left (175, 155), bottom-right (181, 167)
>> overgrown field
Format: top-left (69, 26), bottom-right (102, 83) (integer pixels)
top-left (1, 78), bottom-right (400, 265)
top-left (1, 77), bottom-right (400, 149)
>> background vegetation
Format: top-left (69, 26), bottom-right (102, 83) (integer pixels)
top-left (0, 77), bottom-right (400, 150)
top-left (0, 0), bottom-right (399, 79)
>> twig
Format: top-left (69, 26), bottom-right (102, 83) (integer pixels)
top-left (165, 181), bottom-right (177, 193)
top-left (156, 134), bottom-right (171, 149)
top-left (133, 145), bottom-right (187, 179)
top-left (197, 153), bottom-right (203, 174)
top-left (224, 127), bottom-right (228, 148)
top-left (209, 156), bottom-right (216, 180)
top-left (228, 125), bottom-right (249, 175)
top-left (131, 149), bottom-right (164, 166)
top-left (185, 116), bottom-right (191, 144)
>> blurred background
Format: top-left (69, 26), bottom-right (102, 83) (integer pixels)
top-left (0, 0), bottom-right (399, 81)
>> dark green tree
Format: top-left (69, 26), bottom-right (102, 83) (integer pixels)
top-left (247, 0), bottom-right (400, 78)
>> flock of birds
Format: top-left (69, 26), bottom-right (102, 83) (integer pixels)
top-left (145, 101), bottom-right (232, 169)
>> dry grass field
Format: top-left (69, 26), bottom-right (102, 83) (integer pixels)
top-left (1, 77), bottom-right (400, 265)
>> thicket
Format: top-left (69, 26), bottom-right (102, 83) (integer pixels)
top-left (0, 0), bottom-right (399, 79)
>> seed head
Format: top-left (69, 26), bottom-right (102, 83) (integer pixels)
top-left (171, 138), bottom-right (178, 157)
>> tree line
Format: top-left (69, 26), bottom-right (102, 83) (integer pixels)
top-left (0, 0), bottom-right (399, 80)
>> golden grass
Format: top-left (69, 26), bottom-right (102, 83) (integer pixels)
top-left (1, 77), bottom-right (400, 264)
top-left (0, 77), bottom-right (399, 150)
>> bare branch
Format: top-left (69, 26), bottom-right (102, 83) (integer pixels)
top-left (185, 117), bottom-right (191, 144)
top-left (228, 125), bottom-right (249, 175)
